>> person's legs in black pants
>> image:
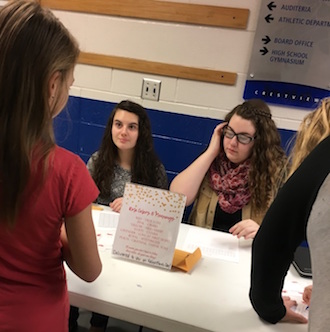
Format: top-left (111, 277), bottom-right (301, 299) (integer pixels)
top-left (69, 306), bottom-right (80, 332)
top-left (90, 312), bottom-right (109, 331)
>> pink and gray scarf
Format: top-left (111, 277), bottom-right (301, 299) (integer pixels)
top-left (209, 153), bottom-right (251, 214)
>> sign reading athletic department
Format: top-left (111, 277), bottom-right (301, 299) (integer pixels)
top-left (112, 183), bottom-right (186, 270)
top-left (244, 1), bottom-right (330, 109)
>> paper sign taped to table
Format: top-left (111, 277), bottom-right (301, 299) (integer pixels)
top-left (172, 248), bottom-right (202, 272)
top-left (112, 183), bottom-right (186, 270)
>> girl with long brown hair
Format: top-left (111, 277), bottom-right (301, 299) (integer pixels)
top-left (0, 2), bottom-right (101, 331)
top-left (170, 99), bottom-right (287, 239)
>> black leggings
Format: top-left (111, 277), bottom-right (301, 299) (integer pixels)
top-left (69, 306), bottom-right (108, 329)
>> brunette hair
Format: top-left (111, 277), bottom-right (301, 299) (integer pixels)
top-left (224, 99), bottom-right (287, 215)
top-left (0, 0), bottom-right (80, 226)
top-left (91, 100), bottom-right (166, 197)
top-left (288, 97), bottom-right (330, 176)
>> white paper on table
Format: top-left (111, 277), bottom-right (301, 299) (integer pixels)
top-left (95, 211), bottom-right (119, 251)
top-left (97, 211), bottom-right (119, 228)
top-left (182, 226), bottom-right (239, 263)
top-left (282, 279), bottom-right (310, 319)
top-left (96, 228), bottom-right (116, 252)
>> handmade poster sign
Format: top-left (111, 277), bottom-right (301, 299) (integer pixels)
top-left (112, 183), bottom-right (186, 269)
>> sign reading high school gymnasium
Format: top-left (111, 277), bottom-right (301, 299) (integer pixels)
top-left (244, 0), bottom-right (330, 109)
top-left (112, 183), bottom-right (186, 270)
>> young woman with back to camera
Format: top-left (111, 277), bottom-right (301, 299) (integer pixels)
top-left (0, 1), bottom-right (102, 331)
top-left (170, 99), bottom-right (287, 239)
top-left (70, 100), bottom-right (168, 331)
top-left (250, 97), bottom-right (330, 329)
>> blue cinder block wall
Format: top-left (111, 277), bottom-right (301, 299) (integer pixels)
top-left (54, 96), bottom-right (296, 219)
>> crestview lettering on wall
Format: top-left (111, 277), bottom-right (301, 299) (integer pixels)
top-left (112, 183), bottom-right (186, 269)
top-left (244, 0), bottom-right (330, 109)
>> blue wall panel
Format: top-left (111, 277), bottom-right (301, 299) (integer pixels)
top-left (81, 98), bottom-right (115, 125)
top-left (54, 96), bottom-right (296, 179)
top-left (279, 128), bottom-right (296, 153)
top-left (153, 136), bottom-right (204, 178)
top-left (147, 108), bottom-right (217, 143)
top-left (53, 97), bottom-right (81, 154)
top-left (78, 122), bottom-right (106, 163)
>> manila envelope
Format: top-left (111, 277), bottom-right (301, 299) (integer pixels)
top-left (172, 247), bottom-right (202, 272)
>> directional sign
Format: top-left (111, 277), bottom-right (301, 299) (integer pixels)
top-left (244, 0), bottom-right (330, 109)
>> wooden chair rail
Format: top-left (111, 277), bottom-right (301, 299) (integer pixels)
top-left (40, 0), bottom-right (249, 29)
top-left (78, 52), bottom-right (237, 85)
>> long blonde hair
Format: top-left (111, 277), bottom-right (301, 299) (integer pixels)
top-left (0, 0), bottom-right (80, 226)
top-left (288, 98), bottom-right (330, 177)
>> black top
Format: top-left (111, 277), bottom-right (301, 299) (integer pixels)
top-left (249, 136), bottom-right (330, 324)
top-left (213, 204), bottom-right (242, 232)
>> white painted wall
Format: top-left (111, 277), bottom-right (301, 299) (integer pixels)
top-left (54, 1), bottom-right (313, 129)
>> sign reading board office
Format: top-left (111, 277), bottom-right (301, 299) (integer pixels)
top-left (244, 0), bottom-right (330, 109)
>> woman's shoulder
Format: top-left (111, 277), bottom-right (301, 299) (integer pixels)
top-left (156, 161), bottom-right (166, 171)
top-left (86, 151), bottom-right (99, 171)
top-left (50, 146), bottom-right (91, 179)
top-left (53, 146), bottom-right (82, 164)
top-left (87, 151), bottom-right (99, 163)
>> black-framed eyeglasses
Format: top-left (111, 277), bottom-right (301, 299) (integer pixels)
top-left (223, 125), bottom-right (256, 145)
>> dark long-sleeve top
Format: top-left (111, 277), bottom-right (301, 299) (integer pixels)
top-left (249, 135), bottom-right (330, 324)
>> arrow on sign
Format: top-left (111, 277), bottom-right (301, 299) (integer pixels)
top-left (262, 35), bottom-right (271, 44)
top-left (267, 2), bottom-right (277, 11)
top-left (259, 47), bottom-right (268, 55)
top-left (265, 14), bottom-right (274, 23)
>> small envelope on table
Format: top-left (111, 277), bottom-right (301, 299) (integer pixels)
top-left (172, 247), bottom-right (202, 272)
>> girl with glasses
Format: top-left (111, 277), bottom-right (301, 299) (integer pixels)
top-left (170, 99), bottom-right (287, 239)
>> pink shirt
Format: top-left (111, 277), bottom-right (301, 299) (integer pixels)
top-left (0, 146), bottom-right (99, 332)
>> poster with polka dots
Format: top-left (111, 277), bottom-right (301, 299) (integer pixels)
top-left (112, 183), bottom-right (187, 269)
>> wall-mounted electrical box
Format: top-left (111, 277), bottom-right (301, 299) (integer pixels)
top-left (141, 78), bottom-right (161, 101)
